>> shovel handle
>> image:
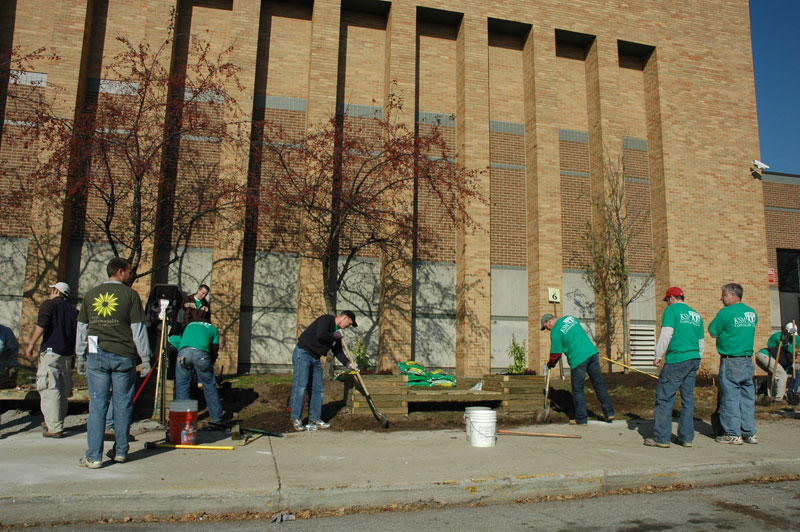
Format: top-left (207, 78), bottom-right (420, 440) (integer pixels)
top-left (498, 430), bottom-right (581, 439)
top-left (601, 356), bottom-right (658, 379)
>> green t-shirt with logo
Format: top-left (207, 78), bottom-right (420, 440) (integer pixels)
top-left (549, 315), bottom-right (598, 368)
top-left (177, 321), bottom-right (219, 352)
top-left (78, 281), bottom-right (145, 359)
top-left (708, 302), bottom-right (757, 357)
top-left (758, 331), bottom-right (795, 358)
top-left (662, 302), bottom-right (704, 363)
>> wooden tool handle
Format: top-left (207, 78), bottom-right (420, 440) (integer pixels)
top-left (498, 430), bottom-right (581, 439)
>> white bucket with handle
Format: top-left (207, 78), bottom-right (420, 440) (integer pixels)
top-left (467, 409), bottom-right (497, 447)
top-left (464, 406), bottom-right (491, 440)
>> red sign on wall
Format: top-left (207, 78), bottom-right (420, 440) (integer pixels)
top-left (769, 268), bottom-right (775, 283)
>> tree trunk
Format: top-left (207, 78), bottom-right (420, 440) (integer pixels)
top-left (321, 254), bottom-right (339, 381)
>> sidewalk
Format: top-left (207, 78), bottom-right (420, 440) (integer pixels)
top-left (2, 410), bottom-right (800, 525)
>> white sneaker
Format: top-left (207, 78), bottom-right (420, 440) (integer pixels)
top-left (79, 457), bottom-right (102, 469)
top-left (291, 418), bottom-right (305, 432)
top-left (310, 419), bottom-right (330, 429)
top-left (304, 423), bottom-right (318, 432)
top-left (743, 434), bottom-right (758, 444)
top-left (715, 435), bottom-right (743, 445)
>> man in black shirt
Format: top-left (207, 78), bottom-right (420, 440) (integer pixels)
top-left (290, 311), bottom-right (358, 431)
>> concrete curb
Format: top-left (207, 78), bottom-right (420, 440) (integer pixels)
top-left (3, 458), bottom-right (799, 525)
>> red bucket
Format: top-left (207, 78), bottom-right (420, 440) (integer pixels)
top-left (169, 400), bottom-right (198, 445)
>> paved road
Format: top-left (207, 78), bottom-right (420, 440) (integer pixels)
top-left (12, 480), bottom-right (800, 531)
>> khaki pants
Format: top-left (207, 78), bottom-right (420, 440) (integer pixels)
top-left (754, 351), bottom-right (787, 400)
top-left (36, 351), bottom-right (73, 433)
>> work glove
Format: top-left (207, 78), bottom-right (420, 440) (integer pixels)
top-left (333, 330), bottom-right (343, 340)
top-left (546, 360), bottom-right (557, 369)
top-left (76, 356), bottom-right (87, 376)
top-left (140, 358), bottom-right (152, 377)
top-left (347, 361), bottom-right (359, 372)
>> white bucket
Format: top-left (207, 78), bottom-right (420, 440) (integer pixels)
top-left (464, 406), bottom-right (492, 440)
top-left (468, 409), bottom-right (497, 447)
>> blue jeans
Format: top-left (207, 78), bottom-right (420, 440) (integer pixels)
top-left (570, 354), bottom-right (615, 424)
top-left (290, 345), bottom-right (323, 422)
top-left (86, 349), bottom-right (136, 461)
top-left (718, 356), bottom-right (756, 438)
top-left (176, 347), bottom-right (223, 423)
top-left (653, 358), bottom-right (700, 444)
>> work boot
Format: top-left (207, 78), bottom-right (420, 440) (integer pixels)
top-left (43, 431), bottom-right (64, 439)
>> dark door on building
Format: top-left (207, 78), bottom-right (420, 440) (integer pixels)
top-left (777, 249), bottom-right (800, 326)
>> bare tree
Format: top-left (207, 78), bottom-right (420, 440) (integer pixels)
top-left (252, 91), bottom-right (484, 376)
top-left (580, 153), bottom-right (659, 368)
top-left (18, 17), bottom-right (248, 281)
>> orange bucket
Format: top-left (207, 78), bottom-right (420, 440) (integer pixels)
top-left (169, 400), bottom-right (198, 445)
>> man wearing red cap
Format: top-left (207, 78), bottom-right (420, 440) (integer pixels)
top-left (643, 287), bottom-right (704, 448)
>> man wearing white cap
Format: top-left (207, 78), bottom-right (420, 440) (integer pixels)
top-left (25, 282), bottom-right (78, 437)
top-left (754, 322), bottom-right (796, 403)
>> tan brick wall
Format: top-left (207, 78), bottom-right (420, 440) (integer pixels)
top-left (3, 0), bottom-right (771, 374)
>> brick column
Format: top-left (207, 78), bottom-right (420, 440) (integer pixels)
top-left (524, 28), bottom-right (562, 372)
top-left (210, 1), bottom-right (261, 374)
top-left (377, 2), bottom-right (415, 372)
top-left (585, 36), bottom-right (623, 365)
top-left (17, 2), bottom-right (91, 345)
top-left (455, 14), bottom-right (491, 378)
top-left (296, 0), bottom-right (341, 333)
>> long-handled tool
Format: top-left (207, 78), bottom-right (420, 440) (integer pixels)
top-left (341, 338), bottom-right (389, 428)
top-left (152, 299), bottom-right (170, 421)
top-left (144, 441), bottom-right (234, 451)
top-left (535, 366), bottom-right (553, 423)
top-left (601, 356), bottom-right (658, 380)
top-left (765, 334), bottom-right (786, 405)
top-left (559, 357), bottom-right (565, 380)
top-left (498, 430), bottom-right (581, 439)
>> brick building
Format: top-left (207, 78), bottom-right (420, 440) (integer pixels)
top-left (0, 0), bottom-right (780, 376)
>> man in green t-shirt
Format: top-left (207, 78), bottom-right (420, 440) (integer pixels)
top-left (170, 318), bottom-right (225, 428)
top-left (754, 322), bottom-right (796, 402)
top-left (643, 287), bottom-right (704, 449)
top-left (708, 282), bottom-right (758, 445)
top-left (76, 257), bottom-right (151, 468)
top-left (541, 313), bottom-right (615, 425)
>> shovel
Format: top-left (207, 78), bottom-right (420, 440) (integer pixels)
top-left (535, 366), bottom-right (552, 423)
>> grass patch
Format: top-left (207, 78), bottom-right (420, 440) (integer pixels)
top-left (226, 373), bottom-right (293, 389)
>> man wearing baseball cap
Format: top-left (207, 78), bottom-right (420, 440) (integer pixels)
top-left (541, 313), bottom-right (615, 425)
top-left (643, 287), bottom-right (704, 448)
top-left (24, 282), bottom-right (78, 438)
top-left (290, 310), bottom-right (358, 431)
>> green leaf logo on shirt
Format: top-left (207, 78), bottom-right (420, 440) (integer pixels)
top-left (93, 292), bottom-right (118, 318)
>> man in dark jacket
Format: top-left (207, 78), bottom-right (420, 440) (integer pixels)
top-left (178, 284), bottom-right (210, 330)
top-left (290, 311), bottom-right (358, 431)
top-left (24, 282), bottom-right (78, 437)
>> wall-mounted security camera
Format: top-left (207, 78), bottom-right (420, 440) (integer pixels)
top-left (753, 160), bottom-right (769, 171)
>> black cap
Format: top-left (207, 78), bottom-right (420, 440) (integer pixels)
top-left (342, 310), bottom-right (358, 328)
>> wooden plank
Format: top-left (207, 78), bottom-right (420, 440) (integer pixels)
top-left (501, 403), bottom-right (541, 413)
top-left (406, 391), bottom-right (502, 403)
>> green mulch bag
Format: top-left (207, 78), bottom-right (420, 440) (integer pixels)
top-left (427, 369), bottom-right (456, 387)
top-left (399, 361), bottom-right (426, 376)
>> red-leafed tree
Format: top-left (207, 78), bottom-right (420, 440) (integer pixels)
top-left (19, 19), bottom-right (248, 281)
top-left (251, 90), bottom-right (484, 374)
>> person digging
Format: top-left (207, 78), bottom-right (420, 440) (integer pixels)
top-left (541, 313), bottom-right (615, 425)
